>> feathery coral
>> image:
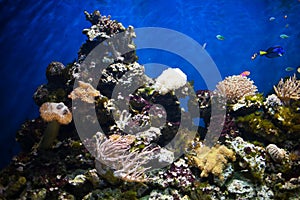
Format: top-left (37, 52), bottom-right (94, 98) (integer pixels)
top-left (68, 81), bottom-right (100, 103)
top-left (215, 75), bottom-right (257, 103)
top-left (95, 132), bottom-right (156, 182)
top-left (189, 144), bottom-right (236, 180)
top-left (273, 74), bottom-right (300, 105)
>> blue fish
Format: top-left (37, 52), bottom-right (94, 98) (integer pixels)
top-left (259, 46), bottom-right (285, 58)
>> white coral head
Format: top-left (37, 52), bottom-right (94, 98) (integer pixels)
top-left (153, 68), bottom-right (187, 95)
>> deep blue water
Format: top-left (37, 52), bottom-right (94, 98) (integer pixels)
top-left (0, 0), bottom-right (300, 168)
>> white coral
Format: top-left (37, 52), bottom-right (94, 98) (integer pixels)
top-left (153, 68), bottom-right (187, 95)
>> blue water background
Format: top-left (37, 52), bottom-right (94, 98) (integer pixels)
top-left (0, 0), bottom-right (300, 168)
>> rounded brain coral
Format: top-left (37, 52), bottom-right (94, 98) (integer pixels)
top-left (215, 75), bottom-right (258, 103)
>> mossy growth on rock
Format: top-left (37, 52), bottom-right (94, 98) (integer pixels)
top-left (236, 112), bottom-right (284, 143)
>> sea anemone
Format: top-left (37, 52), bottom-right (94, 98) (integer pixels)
top-left (273, 74), bottom-right (300, 105)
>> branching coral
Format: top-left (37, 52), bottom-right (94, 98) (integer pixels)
top-left (215, 75), bottom-right (258, 104)
top-left (273, 74), bottom-right (300, 105)
top-left (188, 144), bottom-right (236, 180)
top-left (68, 81), bottom-right (100, 103)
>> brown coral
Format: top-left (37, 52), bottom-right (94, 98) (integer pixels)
top-left (273, 74), bottom-right (300, 105)
top-left (68, 81), bottom-right (100, 103)
top-left (189, 144), bottom-right (236, 180)
top-left (215, 75), bottom-right (257, 103)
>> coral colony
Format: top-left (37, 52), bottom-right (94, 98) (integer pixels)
top-left (1, 10), bottom-right (300, 199)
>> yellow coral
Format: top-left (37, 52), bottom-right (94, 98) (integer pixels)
top-left (189, 144), bottom-right (236, 180)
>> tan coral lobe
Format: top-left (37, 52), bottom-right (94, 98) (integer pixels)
top-left (190, 144), bottom-right (236, 180)
top-left (68, 81), bottom-right (100, 103)
top-left (40, 102), bottom-right (72, 125)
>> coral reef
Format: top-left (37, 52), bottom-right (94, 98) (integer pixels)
top-left (1, 9), bottom-right (300, 200)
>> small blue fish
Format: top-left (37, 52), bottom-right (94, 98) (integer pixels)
top-left (216, 35), bottom-right (225, 40)
top-left (280, 34), bottom-right (289, 39)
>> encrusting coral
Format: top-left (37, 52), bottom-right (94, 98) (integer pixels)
top-left (188, 143), bottom-right (236, 180)
top-left (215, 75), bottom-right (258, 104)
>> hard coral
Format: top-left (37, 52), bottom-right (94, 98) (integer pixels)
top-left (228, 137), bottom-right (266, 180)
top-left (189, 144), bottom-right (236, 180)
top-left (215, 75), bottom-right (257, 104)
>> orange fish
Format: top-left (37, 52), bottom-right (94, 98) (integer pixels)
top-left (240, 71), bottom-right (250, 77)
